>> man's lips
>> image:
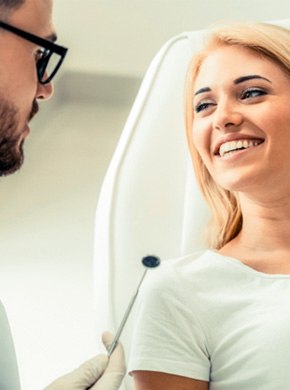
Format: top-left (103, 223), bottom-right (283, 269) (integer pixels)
top-left (22, 100), bottom-right (39, 139)
top-left (24, 124), bottom-right (30, 134)
top-left (28, 100), bottom-right (39, 122)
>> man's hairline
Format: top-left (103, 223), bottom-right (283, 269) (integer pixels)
top-left (0, 0), bottom-right (25, 21)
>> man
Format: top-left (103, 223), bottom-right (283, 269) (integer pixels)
top-left (0, 0), bottom-right (125, 389)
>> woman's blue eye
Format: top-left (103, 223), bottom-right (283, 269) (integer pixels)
top-left (195, 101), bottom-right (213, 113)
top-left (241, 89), bottom-right (266, 99)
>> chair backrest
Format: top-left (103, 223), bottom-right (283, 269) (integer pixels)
top-left (0, 301), bottom-right (21, 389)
top-left (94, 19), bottom-right (290, 389)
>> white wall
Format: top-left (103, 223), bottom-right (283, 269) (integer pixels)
top-left (53, 0), bottom-right (290, 77)
top-left (0, 74), bottom-right (139, 389)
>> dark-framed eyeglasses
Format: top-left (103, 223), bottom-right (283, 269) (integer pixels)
top-left (0, 20), bottom-right (68, 84)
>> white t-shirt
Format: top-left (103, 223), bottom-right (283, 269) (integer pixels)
top-left (128, 250), bottom-right (290, 389)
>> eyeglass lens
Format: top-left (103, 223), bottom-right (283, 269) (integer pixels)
top-left (38, 51), bottom-right (64, 84)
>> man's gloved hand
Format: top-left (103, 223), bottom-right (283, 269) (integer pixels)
top-left (44, 332), bottom-right (126, 390)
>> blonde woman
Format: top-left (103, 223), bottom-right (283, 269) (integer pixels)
top-left (128, 22), bottom-right (290, 389)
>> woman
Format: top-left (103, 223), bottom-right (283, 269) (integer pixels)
top-left (128, 22), bottom-right (290, 389)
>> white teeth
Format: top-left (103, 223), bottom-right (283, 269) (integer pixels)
top-left (236, 140), bottom-right (243, 150)
top-left (219, 139), bottom-right (261, 157)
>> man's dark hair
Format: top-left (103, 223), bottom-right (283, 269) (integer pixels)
top-left (0, 0), bottom-right (24, 10)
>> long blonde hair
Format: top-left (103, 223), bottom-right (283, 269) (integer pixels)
top-left (185, 22), bottom-right (290, 249)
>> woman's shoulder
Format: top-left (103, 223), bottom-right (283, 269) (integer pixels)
top-left (164, 249), bottom-right (225, 278)
top-left (141, 250), bottom-right (224, 295)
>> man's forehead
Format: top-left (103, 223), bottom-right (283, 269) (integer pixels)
top-left (9, 0), bottom-right (55, 38)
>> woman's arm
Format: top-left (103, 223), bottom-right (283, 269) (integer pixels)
top-left (133, 371), bottom-right (209, 390)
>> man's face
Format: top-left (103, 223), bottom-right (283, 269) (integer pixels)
top-left (0, 0), bottom-right (54, 176)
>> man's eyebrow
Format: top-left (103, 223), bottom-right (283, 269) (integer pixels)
top-left (46, 33), bottom-right (57, 42)
top-left (234, 74), bottom-right (272, 84)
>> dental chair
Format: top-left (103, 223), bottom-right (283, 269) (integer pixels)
top-left (94, 19), bottom-right (290, 390)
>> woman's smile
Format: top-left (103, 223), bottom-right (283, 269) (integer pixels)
top-left (191, 45), bottom-right (290, 193)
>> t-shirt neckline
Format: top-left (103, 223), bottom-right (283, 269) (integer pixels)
top-left (206, 249), bottom-right (290, 279)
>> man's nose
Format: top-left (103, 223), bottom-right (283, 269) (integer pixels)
top-left (35, 80), bottom-right (54, 101)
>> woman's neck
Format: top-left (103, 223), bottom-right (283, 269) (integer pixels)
top-left (237, 192), bottom-right (290, 251)
top-left (219, 193), bottom-right (290, 273)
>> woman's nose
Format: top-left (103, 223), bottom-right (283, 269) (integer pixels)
top-left (213, 100), bottom-right (243, 131)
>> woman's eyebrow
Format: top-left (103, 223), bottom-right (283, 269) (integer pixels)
top-left (193, 74), bottom-right (272, 97)
top-left (234, 74), bottom-right (272, 84)
top-left (194, 87), bottom-right (211, 96)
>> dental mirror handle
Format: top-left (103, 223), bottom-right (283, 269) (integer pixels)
top-left (107, 269), bottom-right (147, 356)
top-left (107, 255), bottom-right (160, 357)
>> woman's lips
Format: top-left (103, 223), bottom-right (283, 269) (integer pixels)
top-left (218, 139), bottom-right (264, 158)
top-left (213, 135), bottom-right (265, 156)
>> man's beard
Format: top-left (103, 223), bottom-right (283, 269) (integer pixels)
top-left (0, 98), bottom-right (38, 176)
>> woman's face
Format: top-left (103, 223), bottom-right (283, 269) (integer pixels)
top-left (191, 45), bottom-right (290, 197)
